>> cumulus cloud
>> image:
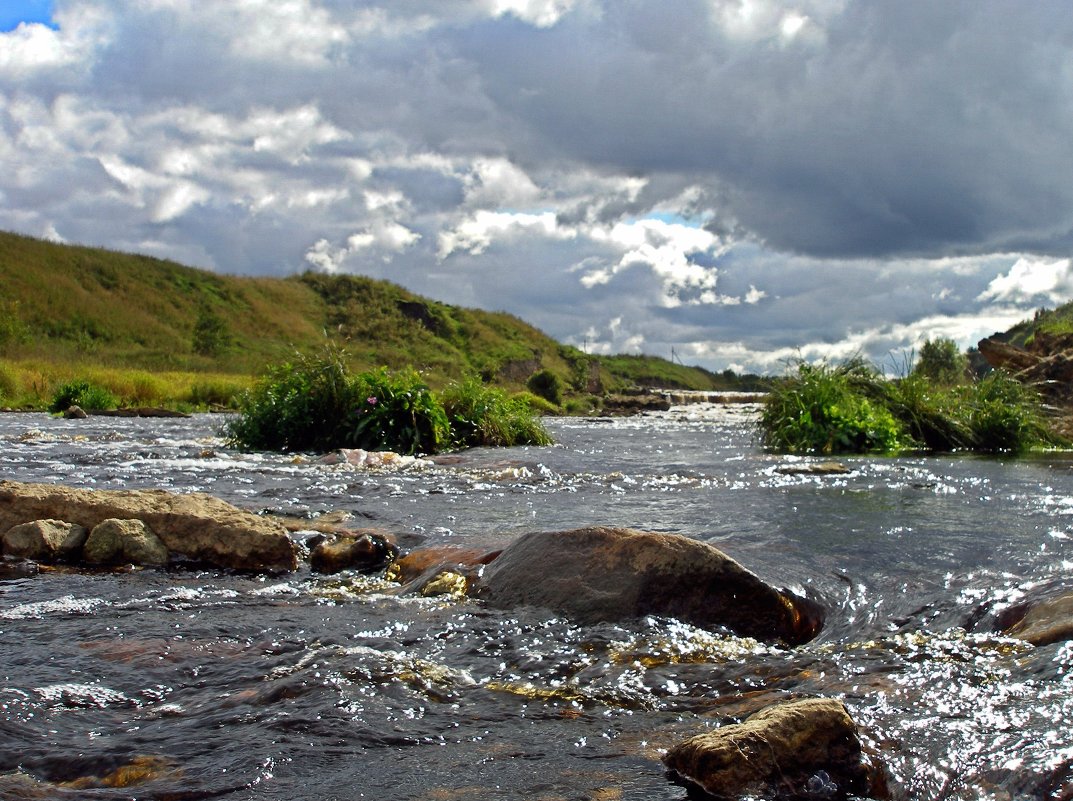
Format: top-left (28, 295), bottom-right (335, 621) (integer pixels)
top-left (2, 0), bottom-right (1073, 372)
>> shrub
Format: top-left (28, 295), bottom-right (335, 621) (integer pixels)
top-left (760, 361), bottom-right (903, 454)
top-left (960, 372), bottom-right (1053, 453)
top-left (441, 377), bottom-right (552, 448)
top-left (346, 367), bottom-right (450, 454)
top-left (227, 346), bottom-right (450, 455)
top-left (226, 345), bottom-right (361, 453)
top-left (760, 358), bottom-right (1060, 455)
top-left (526, 369), bottom-right (563, 406)
top-left (48, 379), bottom-right (118, 413)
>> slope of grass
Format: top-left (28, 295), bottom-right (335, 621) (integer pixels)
top-left (0, 231), bottom-right (736, 409)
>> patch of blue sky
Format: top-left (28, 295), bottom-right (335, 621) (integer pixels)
top-left (632, 211), bottom-right (712, 228)
top-left (0, 0), bottom-right (55, 32)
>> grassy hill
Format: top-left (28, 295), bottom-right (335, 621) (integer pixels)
top-left (0, 231), bottom-right (750, 410)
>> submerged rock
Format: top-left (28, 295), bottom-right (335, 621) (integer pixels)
top-left (0, 480), bottom-right (298, 571)
top-left (84, 518), bottom-right (169, 567)
top-left (472, 527), bottom-right (824, 645)
top-left (663, 698), bottom-right (872, 800)
top-left (2, 519), bottom-right (87, 562)
top-left (1003, 592), bottom-right (1073, 646)
top-left (310, 531), bottom-right (398, 574)
top-left (775, 461), bottom-right (851, 476)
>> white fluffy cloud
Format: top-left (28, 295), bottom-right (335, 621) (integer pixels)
top-left (2, 0), bottom-right (1073, 372)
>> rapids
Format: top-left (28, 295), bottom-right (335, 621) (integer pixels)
top-left (1, 405), bottom-right (1073, 799)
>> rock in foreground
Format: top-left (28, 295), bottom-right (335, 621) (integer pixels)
top-left (472, 527), bottom-right (824, 645)
top-left (0, 481), bottom-right (297, 571)
top-left (663, 698), bottom-right (872, 800)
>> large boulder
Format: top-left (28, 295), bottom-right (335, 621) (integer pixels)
top-left (84, 518), bottom-right (169, 567)
top-left (0, 481), bottom-right (297, 572)
top-left (663, 698), bottom-right (872, 800)
top-left (2, 519), bottom-right (87, 562)
top-left (471, 527), bottom-right (824, 645)
top-left (1003, 592), bottom-right (1073, 646)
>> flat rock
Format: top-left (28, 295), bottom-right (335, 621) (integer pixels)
top-left (0, 480), bottom-right (297, 572)
top-left (775, 461), bottom-right (851, 476)
top-left (663, 697), bottom-right (872, 800)
top-left (472, 527), bottom-right (824, 645)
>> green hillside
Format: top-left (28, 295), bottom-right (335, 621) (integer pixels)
top-left (0, 231), bottom-right (740, 409)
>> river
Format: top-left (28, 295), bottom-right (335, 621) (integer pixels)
top-left (1, 404), bottom-right (1072, 800)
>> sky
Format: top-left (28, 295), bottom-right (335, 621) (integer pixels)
top-left (2, 0), bottom-right (1073, 374)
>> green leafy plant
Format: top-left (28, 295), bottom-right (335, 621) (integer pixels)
top-left (48, 379), bottom-right (118, 413)
top-left (760, 360), bottom-right (903, 454)
top-left (346, 367), bottom-right (450, 454)
top-left (526, 369), bottom-right (564, 406)
top-left (441, 377), bottom-right (552, 448)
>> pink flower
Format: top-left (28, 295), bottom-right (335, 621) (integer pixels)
top-left (367, 396), bottom-right (378, 405)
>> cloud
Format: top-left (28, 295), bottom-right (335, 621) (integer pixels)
top-left (977, 257), bottom-right (1073, 306)
top-left (2, 0), bottom-right (1073, 373)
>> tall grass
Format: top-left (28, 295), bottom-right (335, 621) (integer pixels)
top-left (760, 358), bottom-right (1062, 455)
top-left (226, 347), bottom-right (551, 454)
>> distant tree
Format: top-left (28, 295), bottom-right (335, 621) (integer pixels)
top-left (914, 337), bottom-right (968, 385)
top-left (192, 306), bottom-right (231, 356)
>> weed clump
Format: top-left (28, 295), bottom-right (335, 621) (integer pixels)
top-left (48, 379), bottom-right (118, 413)
top-left (760, 358), bottom-right (1060, 455)
top-left (441, 377), bottom-right (552, 448)
top-left (227, 346), bottom-right (550, 454)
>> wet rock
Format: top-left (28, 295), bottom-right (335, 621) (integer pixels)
top-left (0, 480), bottom-right (298, 571)
top-left (1, 519), bottom-right (87, 562)
top-left (663, 698), bottom-right (872, 800)
top-left (775, 461), bottom-right (851, 476)
top-left (84, 518), bottom-right (169, 567)
top-left (1003, 592), bottom-right (1073, 646)
top-left (310, 531), bottom-right (398, 574)
top-left (472, 527), bottom-right (825, 645)
top-left (63, 405), bottom-right (88, 419)
top-left (392, 545), bottom-right (502, 584)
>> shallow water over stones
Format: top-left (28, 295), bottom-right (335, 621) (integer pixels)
top-left (2, 406), bottom-right (1073, 799)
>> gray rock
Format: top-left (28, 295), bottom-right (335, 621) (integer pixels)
top-left (63, 405), bottom-right (88, 419)
top-left (2, 519), bottom-right (87, 562)
top-left (84, 518), bottom-right (169, 567)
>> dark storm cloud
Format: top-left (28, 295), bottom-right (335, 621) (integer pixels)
top-left (2, 0), bottom-right (1072, 372)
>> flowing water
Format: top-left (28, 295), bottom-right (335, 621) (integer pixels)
top-left (2, 405), bottom-right (1073, 800)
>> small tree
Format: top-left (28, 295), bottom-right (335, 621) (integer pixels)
top-left (192, 306), bottom-right (231, 356)
top-left (914, 337), bottom-right (968, 385)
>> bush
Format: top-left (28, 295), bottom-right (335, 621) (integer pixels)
top-left (441, 377), bottom-right (552, 448)
top-left (760, 358), bottom-right (1059, 455)
top-left (227, 346), bottom-right (450, 455)
top-left (346, 367), bottom-right (450, 454)
top-left (48, 379), bottom-right (118, 413)
top-left (760, 361), bottom-right (903, 454)
top-left (526, 369), bottom-right (563, 406)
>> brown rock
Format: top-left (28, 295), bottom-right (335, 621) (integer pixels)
top-left (663, 698), bottom-right (871, 800)
top-left (63, 405), bottom-right (88, 419)
top-left (2, 519), bottom-right (87, 562)
top-left (0, 480), bottom-right (297, 571)
top-left (309, 531), bottom-right (398, 574)
top-left (1003, 592), bottom-right (1073, 646)
top-left (84, 518), bottom-right (169, 567)
top-left (392, 545), bottom-right (502, 584)
top-left (472, 527), bottom-right (824, 645)
top-left (775, 461), bottom-right (851, 476)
